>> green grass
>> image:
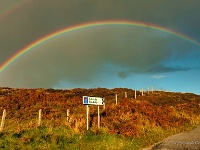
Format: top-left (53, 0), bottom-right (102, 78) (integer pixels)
top-left (0, 88), bottom-right (200, 149)
top-left (0, 114), bottom-right (199, 149)
top-left (1, 120), bottom-right (199, 150)
top-left (0, 115), bottom-right (199, 149)
top-left (0, 126), bottom-right (142, 150)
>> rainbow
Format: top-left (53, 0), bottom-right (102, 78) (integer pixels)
top-left (0, 20), bottom-right (199, 74)
top-left (0, 0), bottom-right (29, 19)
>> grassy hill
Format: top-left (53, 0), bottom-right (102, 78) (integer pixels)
top-left (0, 87), bottom-right (200, 149)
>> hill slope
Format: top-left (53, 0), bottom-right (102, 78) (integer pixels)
top-left (0, 87), bottom-right (200, 149)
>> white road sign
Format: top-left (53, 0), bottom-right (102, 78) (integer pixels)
top-left (83, 96), bottom-right (104, 105)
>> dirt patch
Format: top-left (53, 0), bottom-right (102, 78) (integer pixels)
top-left (143, 126), bottom-right (200, 150)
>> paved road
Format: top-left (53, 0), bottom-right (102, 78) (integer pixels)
top-left (142, 126), bottom-right (200, 150)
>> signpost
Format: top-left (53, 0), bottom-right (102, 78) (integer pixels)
top-left (83, 96), bottom-right (104, 130)
top-left (86, 105), bottom-right (89, 130)
top-left (83, 96), bottom-right (104, 105)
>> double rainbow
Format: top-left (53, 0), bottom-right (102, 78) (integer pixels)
top-left (0, 20), bottom-right (199, 74)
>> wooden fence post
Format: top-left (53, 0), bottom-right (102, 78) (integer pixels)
top-left (125, 92), bottom-right (127, 98)
top-left (135, 90), bottom-right (137, 99)
top-left (67, 109), bottom-right (70, 122)
top-left (103, 97), bottom-right (105, 110)
top-left (0, 109), bottom-right (6, 132)
top-left (142, 88), bottom-right (144, 96)
top-left (38, 109), bottom-right (42, 127)
top-left (115, 94), bottom-right (118, 105)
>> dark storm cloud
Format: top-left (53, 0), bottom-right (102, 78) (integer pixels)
top-left (1, 0), bottom-right (200, 63)
top-left (146, 65), bottom-right (191, 73)
top-left (1, 0), bottom-right (200, 88)
top-left (117, 65), bottom-right (191, 79)
top-left (0, 26), bottom-right (199, 88)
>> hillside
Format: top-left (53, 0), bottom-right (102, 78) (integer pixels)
top-left (0, 87), bottom-right (200, 149)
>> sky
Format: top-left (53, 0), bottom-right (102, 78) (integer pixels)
top-left (0, 0), bottom-right (200, 94)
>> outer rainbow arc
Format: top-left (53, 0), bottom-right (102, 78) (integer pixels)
top-left (0, 0), bottom-right (30, 19)
top-left (0, 20), bottom-right (199, 74)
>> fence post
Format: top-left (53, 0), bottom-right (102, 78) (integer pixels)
top-left (135, 90), bottom-right (137, 99)
top-left (142, 88), bottom-right (144, 96)
top-left (0, 109), bottom-right (6, 132)
top-left (67, 109), bottom-right (70, 122)
top-left (38, 109), bottom-right (42, 127)
top-left (125, 92), bottom-right (127, 98)
top-left (115, 94), bottom-right (118, 105)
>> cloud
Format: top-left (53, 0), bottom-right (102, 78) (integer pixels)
top-left (1, 0), bottom-right (200, 64)
top-left (117, 65), bottom-right (191, 79)
top-left (146, 65), bottom-right (191, 73)
top-left (0, 25), bottom-right (198, 88)
top-left (1, 0), bottom-right (200, 88)
top-left (117, 71), bottom-right (131, 79)
top-left (151, 75), bottom-right (166, 79)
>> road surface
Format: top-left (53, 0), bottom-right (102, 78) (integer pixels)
top-left (142, 126), bottom-right (200, 150)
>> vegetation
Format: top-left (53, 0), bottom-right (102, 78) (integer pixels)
top-left (0, 87), bottom-right (200, 149)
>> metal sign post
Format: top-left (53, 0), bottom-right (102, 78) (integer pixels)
top-left (86, 105), bottom-right (89, 130)
top-left (98, 105), bottom-right (100, 128)
top-left (83, 96), bottom-right (104, 130)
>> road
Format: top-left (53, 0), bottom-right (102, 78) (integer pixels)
top-left (142, 126), bottom-right (200, 150)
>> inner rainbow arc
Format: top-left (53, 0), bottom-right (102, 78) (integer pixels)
top-left (0, 20), bottom-right (199, 74)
